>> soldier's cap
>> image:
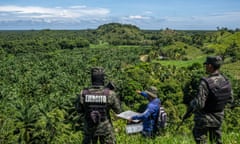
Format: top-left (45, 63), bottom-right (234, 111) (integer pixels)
top-left (144, 86), bottom-right (158, 98)
top-left (203, 56), bottom-right (223, 65)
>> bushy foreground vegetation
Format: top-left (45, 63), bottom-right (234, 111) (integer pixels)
top-left (0, 23), bottom-right (240, 143)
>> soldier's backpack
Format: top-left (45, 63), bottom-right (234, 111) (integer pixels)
top-left (202, 75), bottom-right (232, 112)
top-left (157, 105), bottom-right (167, 129)
top-left (82, 88), bottom-right (109, 125)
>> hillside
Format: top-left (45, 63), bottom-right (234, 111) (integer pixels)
top-left (96, 23), bottom-right (144, 45)
top-left (0, 23), bottom-right (239, 143)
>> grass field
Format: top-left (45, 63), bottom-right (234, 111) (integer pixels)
top-left (222, 61), bottom-right (240, 80)
top-left (158, 57), bottom-right (205, 68)
top-left (158, 56), bottom-right (240, 80)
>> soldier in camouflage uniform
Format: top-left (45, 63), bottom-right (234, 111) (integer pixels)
top-left (76, 67), bottom-right (122, 144)
top-left (189, 56), bottom-right (233, 144)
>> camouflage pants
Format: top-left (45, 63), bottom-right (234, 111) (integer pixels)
top-left (82, 133), bottom-right (116, 144)
top-left (193, 126), bottom-right (222, 144)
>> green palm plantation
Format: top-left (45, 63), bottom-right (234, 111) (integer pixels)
top-left (0, 23), bottom-right (240, 143)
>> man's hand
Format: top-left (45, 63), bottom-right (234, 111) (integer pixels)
top-left (128, 118), bottom-right (133, 122)
top-left (136, 90), bottom-right (141, 94)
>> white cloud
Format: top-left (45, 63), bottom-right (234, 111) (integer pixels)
top-left (125, 15), bottom-right (150, 20)
top-left (0, 5), bottom-right (239, 30)
top-left (0, 5), bottom-right (110, 21)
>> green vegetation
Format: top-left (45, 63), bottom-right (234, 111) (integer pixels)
top-left (0, 23), bottom-right (239, 143)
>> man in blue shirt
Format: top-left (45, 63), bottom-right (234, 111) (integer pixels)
top-left (130, 86), bottom-right (161, 138)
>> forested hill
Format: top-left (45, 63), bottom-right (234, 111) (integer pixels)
top-left (96, 23), bottom-right (144, 45)
top-left (0, 23), bottom-right (240, 143)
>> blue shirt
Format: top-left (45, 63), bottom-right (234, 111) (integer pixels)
top-left (132, 98), bottom-right (160, 132)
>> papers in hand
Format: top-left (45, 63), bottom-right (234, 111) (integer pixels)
top-left (126, 123), bottom-right (143, 134)
top-left (116, 110), bottom-right (140, 123)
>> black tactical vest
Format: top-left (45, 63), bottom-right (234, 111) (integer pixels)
top-left (202, 74), bottom-right (231, 112)
top-left (83, 88), bottom-right (109, 124)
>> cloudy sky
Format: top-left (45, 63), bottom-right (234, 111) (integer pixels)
top-left (0, 0), bottom-right (240, 30)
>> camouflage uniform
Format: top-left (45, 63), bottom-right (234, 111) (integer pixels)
top-left (77, 86), bottom-right (121, 144)
top-left (76, 67), bottom-right (121, 144)
top-left (189, 56), bottom-right (233, 144)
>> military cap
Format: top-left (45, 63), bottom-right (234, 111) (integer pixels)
top-left (203, 56), bottom-right (223, 66)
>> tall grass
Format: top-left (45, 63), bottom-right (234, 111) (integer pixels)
top-left (115, 129), bottom-right (240, 144)
top-left (116, 133), bottom-right (195, 144)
